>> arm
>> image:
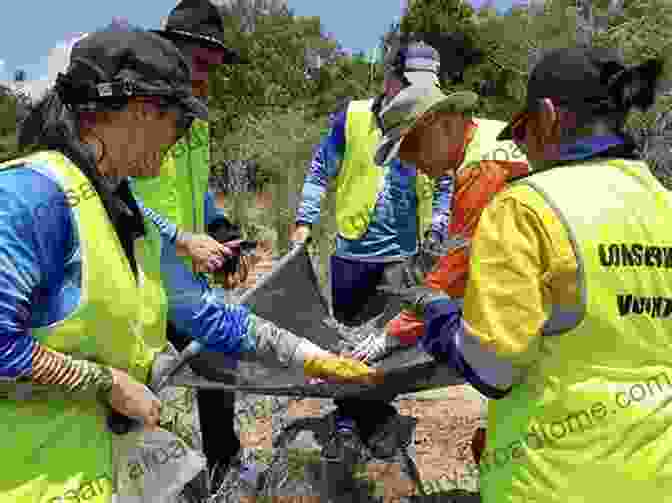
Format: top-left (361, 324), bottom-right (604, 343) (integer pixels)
top-left (131, 182), bottom-right (227, 271)
top-left (294, 105), bottom-right (348, 227)
top-left (159, 244), bottom-right (250, 354)
top-left (159, 239), bottom-right (312, 363)
top-left (159, 239), bottom-right (377, 380)
top-left (0, 170), bottom-right (112, 396)
top-left (421, 192), bottom-right (552, 399)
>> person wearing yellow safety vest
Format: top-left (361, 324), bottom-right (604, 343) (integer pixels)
top-left (0, 28), bottom-right (379, 503)
top-left (290, 39), bottom-right (456, 460)
top-left (377, 46), bottom-right (670, 501)
top-left (130, 0), bottom-right (254, 492)
top-left (351, 81), bottom-right (529, 467)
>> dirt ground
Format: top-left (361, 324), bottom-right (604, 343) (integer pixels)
top-left (237, 392), bottom-right (484, 501)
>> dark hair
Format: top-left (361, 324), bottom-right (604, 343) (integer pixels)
top-left (17, 85), bottom-right (142, 274)
top-left (552, 57), bottom-right (665, 145)
top-left (610, 58), bottom-right (664, 112)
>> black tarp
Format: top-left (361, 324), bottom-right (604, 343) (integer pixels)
top-left (169, 244), bottom-right (464, 398)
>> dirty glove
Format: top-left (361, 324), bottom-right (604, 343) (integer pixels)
top-left (303, 356), bottom-right (385, 385)
top-left (296, 339), bottom-right (385, 384)
top-left (350, 331), bottom-right (406, 363)
top-left (377, 285), bottom-right (451, 319)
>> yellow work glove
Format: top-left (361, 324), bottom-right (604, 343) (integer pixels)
top-left (303, 356), bottom-right (385, 385)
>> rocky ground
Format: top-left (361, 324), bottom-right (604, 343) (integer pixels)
top-left (165, 245), bottom-right (486, 502)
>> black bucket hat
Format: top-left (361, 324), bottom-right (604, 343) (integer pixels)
top-left (55, 29), bottom-right (207, 121)
top-left (498, 47), bottom-right (657, 141)
top-left (151, 0), bottom-right (246, 63)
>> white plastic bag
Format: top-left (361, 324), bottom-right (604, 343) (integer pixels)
top-left (112, 426), bottom-right (206, 503)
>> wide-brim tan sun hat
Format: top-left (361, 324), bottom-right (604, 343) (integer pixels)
top-left (374, 84), bottom-right (479, 167)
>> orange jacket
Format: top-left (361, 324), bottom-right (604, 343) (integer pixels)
top-left (386, 157), bottom-right (529, 344)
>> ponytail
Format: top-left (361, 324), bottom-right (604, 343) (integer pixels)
top-left (609, 57), bottom-right (665, 112)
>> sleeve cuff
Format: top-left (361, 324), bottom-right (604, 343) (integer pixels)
top-left (422, 299), bottom-right (514, 400)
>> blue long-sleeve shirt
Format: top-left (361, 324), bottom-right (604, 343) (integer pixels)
top-left (134, 190), bottom-right (227, 244)
top-left (295, 101), bottom-right (454, 260)
top-left (0, 165), bottom-right (251, 378)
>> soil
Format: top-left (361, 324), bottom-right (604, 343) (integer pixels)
top-left (238, 395), bottom-right (484, 502)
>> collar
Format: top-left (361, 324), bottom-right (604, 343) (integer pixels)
top-left (558, 135), bottom-right (626, 161)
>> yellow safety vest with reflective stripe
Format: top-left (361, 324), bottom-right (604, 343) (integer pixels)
top-left (480, 158), bottom-right (672, 502)
top-left (334, 100), bottom-right (521, 241)
top-left (0, 151), bottom-right (167, 503)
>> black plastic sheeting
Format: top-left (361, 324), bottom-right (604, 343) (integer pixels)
top-left (169, 244), bottom-right (464, 399)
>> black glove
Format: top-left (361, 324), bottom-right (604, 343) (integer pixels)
top-left (377, 285), bottom-right (451, 319)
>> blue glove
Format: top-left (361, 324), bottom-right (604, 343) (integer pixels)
top-left (420, 297), bottom-right (463, 364)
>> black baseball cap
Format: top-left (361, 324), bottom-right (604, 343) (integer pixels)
top-left (55, 29), bottom-right (207, 121)
top-left (498, 47), bottom-right (634, 141)
top-left (151, 0), bottom-right (246, 63)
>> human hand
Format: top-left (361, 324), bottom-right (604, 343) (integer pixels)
top-left (377, 285), bottom-right (451, 318)
top-left (176, 232), bottom-right (232, 273)
top-left (349, 331), bottom-right (404, 363)
top-left (107, 368), bottom-right (162, 429)
top-left (289, 224), bottom-right (311, 250)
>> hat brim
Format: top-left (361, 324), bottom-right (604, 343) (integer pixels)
top-left (374, 90), bottom-right (480, 167)
top-left (150, 29), bottom-right (248, 63)
top-left (180, 94), bottom-right (209, 121)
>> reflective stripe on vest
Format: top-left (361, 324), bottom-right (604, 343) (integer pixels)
top-left (0, 151), bottom-right (167, 502)
top-left (335, 99), bottom-right (434, 240)
top-left (480, 158), bottom-right (672, 502)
